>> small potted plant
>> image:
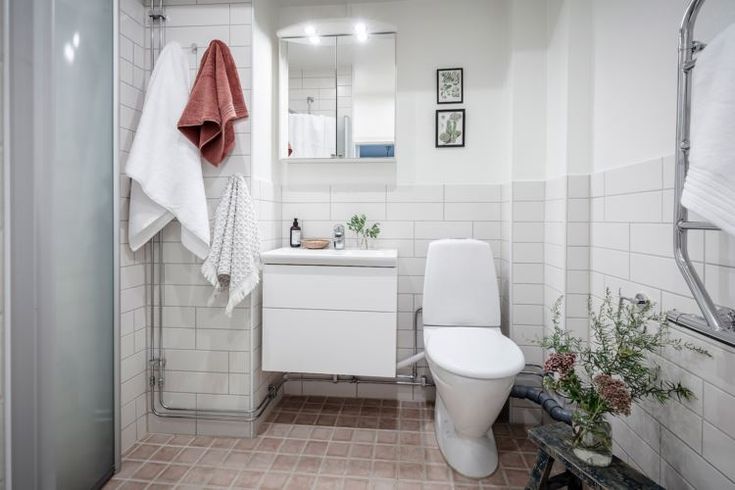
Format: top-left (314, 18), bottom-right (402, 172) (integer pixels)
top-left (539, 290), bottom-right (709, 467)
top-left (347, 214), bottom-right (381, 249)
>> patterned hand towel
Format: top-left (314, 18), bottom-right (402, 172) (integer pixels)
top-left (202, 174), bottom-right (261, 316)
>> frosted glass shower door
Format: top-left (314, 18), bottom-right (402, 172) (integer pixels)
top-left (7, 0), bottom-right (117, 488)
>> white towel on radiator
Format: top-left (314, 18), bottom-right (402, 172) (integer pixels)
top-left (682, 23), bottom-right (735, 237)
top-left (202, 174), bottom-right (261, 316)
top-left (126, 42), bottom-right (210, 259)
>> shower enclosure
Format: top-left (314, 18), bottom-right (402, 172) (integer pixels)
top-left (6, 0), bottom-right (118, 488)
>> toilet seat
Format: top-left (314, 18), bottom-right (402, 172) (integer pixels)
top-left (426, 327), bottom-right (525, 380)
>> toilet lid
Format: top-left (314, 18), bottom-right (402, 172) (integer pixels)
top-left (426, 328), bottom-right (525, 379)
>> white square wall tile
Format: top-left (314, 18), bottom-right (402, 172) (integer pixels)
top-left (512, 181), bottom-right (546, 201)
top-left (386, 185), bottom-right (443, 202)
top-left (445, 202), bottom-right (500, 221)
top-left (661, 428), bottom-right (733, 489)
top-left (513, 243), bottom-right (544, 263)
top-left (512, 222), bottom-right (544, 243)
top-left (590, 222), bottom-right (629, 251)
top-left (330, 184), bottom-right (386, 203)
top-left (444, 184), bottom-right (501, 202)
top-left (473, 221), bottom-right (502, 240)
top-left (605, 191), bottom-right (662, 223)
top-left (604, 158), bottom-right (662, 196)
top-left (164, 5), bottom-right (230, 27)
top-left (330, 202), bottom-right (386, 221)
top-left (591, 247), bottom-right (629, 279)
top-left (567, 175), bottom-right (590, 198)
top-left (387, 203), bottom-right (443, 221)
top-left (512, 201), bottom-right (544, 222)
top-left (282, 202), bottom-right (330, 221)
top-left (414, 221), bottom-right (472, 239)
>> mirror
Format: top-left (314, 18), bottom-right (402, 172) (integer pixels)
top-left (282, 33), bottom-right (396, 160)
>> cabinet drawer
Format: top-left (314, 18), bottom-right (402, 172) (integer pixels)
top-left (263, 264), bottom-right (397, 312)
top-left (262, 308), bottom-right (397, 377)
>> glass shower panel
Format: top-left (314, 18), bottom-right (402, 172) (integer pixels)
top-left (47, 0), bottom-right (115, 487)
top-left (8, 0), bottom-right (115, 487)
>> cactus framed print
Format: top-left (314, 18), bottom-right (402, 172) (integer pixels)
top-left (437, 68), bottom-right (463, 104)
top-left (436, 109), bottom-right (465, 147)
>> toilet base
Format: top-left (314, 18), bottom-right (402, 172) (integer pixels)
top-left (434, 396), bottom-right (499, 479)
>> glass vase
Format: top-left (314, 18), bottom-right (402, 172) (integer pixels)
top-left (571, 410), bottom-right (613, 467)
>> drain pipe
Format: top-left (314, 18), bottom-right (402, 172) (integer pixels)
top-left (397, 351), bottom-right (425, 371)
top-left (510, 385), bottom-right (572, 425)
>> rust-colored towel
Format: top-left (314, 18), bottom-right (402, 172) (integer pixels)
top-left (178, 40), bottom-right (248, 166)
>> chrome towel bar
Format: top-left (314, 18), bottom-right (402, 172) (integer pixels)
top-left (670, 0), bottom-right (735, 344)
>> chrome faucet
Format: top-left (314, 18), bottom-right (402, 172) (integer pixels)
top-left (333, 224), bottom-right (345, 250)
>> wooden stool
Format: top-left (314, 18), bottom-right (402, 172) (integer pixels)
top-left (526, 423), bottom-right (663, 490)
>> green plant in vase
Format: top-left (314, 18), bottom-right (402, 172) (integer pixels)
top-left (539, 290), bottom-right (709, 467)
top-left (347, 214), bottom-right (381, 249)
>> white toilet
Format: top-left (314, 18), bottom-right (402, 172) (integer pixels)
top-left (423, 239), bottom-right (525, 479)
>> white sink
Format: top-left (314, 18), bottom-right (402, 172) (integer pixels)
top-left (261, 247), bottom-right (397, 267)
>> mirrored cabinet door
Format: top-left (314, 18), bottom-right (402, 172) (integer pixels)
top-left (285, 37), bottom-right (338, 158)
top-left (338, 33), bottom-right (396, 159)
top-left (282, 33), bottom-right (396, 161)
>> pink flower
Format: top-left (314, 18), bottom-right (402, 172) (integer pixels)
top-left (594, 374), bottom-right (632, 416)
top-left (544, 352), bottom-right (576, 377)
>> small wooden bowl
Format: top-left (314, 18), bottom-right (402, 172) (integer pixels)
top-left (301, 239), bottom-right (330, 249)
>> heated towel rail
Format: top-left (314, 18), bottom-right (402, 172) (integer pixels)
top-left (670, 0), bottom-right (735, 345)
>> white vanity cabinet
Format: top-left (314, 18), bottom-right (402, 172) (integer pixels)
top-left (261, 248), bottom-right (398, 377)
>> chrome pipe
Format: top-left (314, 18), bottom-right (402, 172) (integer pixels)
top-left (283, 373), bottom-right (434, 387)
top-left (677, 220), bottom-right (720, 231)
top-left (412, 307), bottom-right (422, 382)
top-left (150, 376), bottom-right (286, 422)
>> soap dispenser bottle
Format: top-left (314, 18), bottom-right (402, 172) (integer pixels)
top-left (290, 218), bottom-right (302, 248)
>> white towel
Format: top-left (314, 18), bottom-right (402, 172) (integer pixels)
top-left (202, 174), bottom-right (261, 316)
top-left (288, 113), bottom-right (336, 158)
top-left (126, 42), bottom-right (210, 259)
top-left (682, 23), bottom-right (735, 237)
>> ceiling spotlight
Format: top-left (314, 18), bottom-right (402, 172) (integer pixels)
top-left (355, 22), bottom-right (368, 42)
top-left (309, 35), bottom-right (321, 45)
top-left (304, 25), bottom-right (316, 36)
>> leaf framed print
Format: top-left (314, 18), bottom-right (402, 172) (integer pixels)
top-left (437, 68), bottom-right (463, 104)
top-left (436, 109), bottom-right (465, 148)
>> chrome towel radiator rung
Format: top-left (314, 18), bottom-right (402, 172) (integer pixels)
top-left (670, 0), bottom-right (735, 345)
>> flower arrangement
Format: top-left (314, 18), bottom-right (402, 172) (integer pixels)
top-left (347, 214), bottom-right (381, 249)
top-left (539, 290), bottom-right (709, 466)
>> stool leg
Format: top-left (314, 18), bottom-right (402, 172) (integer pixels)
top-left (526, 450), bottom-right (554, 490)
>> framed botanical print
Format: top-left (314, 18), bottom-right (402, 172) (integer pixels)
top-left (436, 109), bottom-right (465, 148)
top-left (437, 68), bottom-right (463, 104)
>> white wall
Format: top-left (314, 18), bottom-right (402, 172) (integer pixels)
top-left (545, 0), bottom-right (592, 178)
top-left (279, 0), bottom-right (513, 184)
top-left (252, 0), bottom-right (279, 185)
top-left (508, 1), bottom-right (547, 182)
top-left (591, 0), bottom-right (735, 171)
